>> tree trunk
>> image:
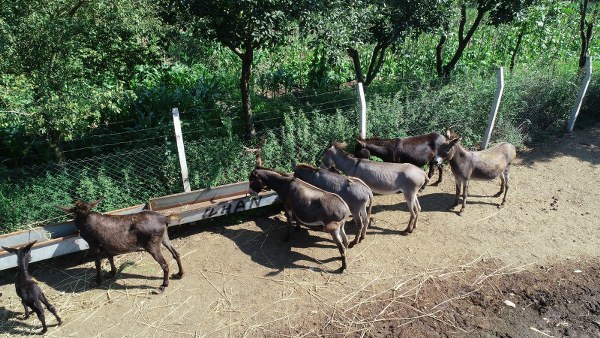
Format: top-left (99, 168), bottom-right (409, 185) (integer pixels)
top-left (365, 43), bottom-right (387, 87)
top-left (436, 34), bottom-right (447, 78)
top-left (347, 48), bottom-right (365, 83)
top-left (240, 46), bottom-right (255, 138)
top-left (579, 0), bottom-right (594, 70)
top-left (509, 29), bottom-right (524, 72)
top-left (47, 129), bottom-right (65, 163)
top-left (439, 4), bottom-right (487, 79)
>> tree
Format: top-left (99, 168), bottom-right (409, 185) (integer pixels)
top-left (176, 0), bottom-right (313, 138)
top-left (0, 0), bottom-right (165, 162)
top-left (305, 0), bottom-right (448, 86)
top-left (578, 0), bottom-right (598, 70)
top-left (435, 0), bottom-right (535, 79)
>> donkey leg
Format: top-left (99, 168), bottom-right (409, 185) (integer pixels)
top-left (106, 255), bottom-right (117, 278)
top-left (350, 209), bottom-right (363, 247)
top-left (40, 293), bottom-right (62, 325)
top-left (162, 234), bottom-right (184, 279)
top-left (359, 207), bottom-right (370, 243)
top-left (340, 222), bottom-right (349, 249)
top-left (412, 197), bottom-right (422, 231)
top-left (283, 208), bottom-right (295, 242)
top-left (146, 246), bottom-right (170, 292)
top-left (31, 299), bottom-right (48, 333)
top-left (21, 300), bottom-right (30, 319)
top-left (329, 226), bottom-right (347, 273)
top-left (92, 248), bottom-right (103, 285)
top-left (459, 181), bottom-right (469, 216)
top-left (436, 163), bottom-right (444, 184)
top-left (500, 166), bottom-right (511, 206)
top-left (449, 180), bottom-right (461, 209)
top-left (403, 196), bottom-right (416, 233)
top-left (494, 175), bottom-right (505, 197)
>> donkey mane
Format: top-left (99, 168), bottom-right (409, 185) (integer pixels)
top-left (255, 166), bottom-right (290, 177)
top-left (295, 163), bottom-right (318, 170)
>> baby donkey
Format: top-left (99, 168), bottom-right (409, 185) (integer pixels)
top-left (2, 241), bottom-right (62, 333)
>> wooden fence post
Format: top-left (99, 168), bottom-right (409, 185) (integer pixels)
top-left (481, 67), bottom-right (505, 150)
top-left (357, 82), bottom-right (367, 140)
top-left (567, 56), bottom-right (592, 133)
top-left (172, 108), bottom-right (191, 192)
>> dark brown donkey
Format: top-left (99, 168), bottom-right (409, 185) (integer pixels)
top-left (55, 199), bottom-right (184, 292)
top-left (433, 130), bottom-right (516, 215)
top-left (354, 132), bottom-right (447, 185)
top-left (2, 241), bottom-right (62, 333)
top-left (249, 167), bottom-right (351, 273)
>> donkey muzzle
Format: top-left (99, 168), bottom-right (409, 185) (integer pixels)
top-left (434, 156), bottom-right (443, 166)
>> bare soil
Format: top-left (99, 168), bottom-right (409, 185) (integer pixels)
top-left (1, 126), bottom-right (600, 337)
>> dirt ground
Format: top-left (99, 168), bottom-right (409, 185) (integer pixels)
top-left (1, 125), bottom-right (600, 337)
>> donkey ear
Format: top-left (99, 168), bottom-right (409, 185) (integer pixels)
top-left (449, 137), bottom-right (461, 146)
top-left (24, 241), bottom-right (36, 252)
top-left (2, 246), bottom-right (17, 254)
top-left (90, 198), bottom-right (104, 209)
top-left (54, 205), bottom-right (74, 213)
top-left (446, 129), bottom-right (452, 139)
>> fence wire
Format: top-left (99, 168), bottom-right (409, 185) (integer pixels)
top-left (1, 67), bottom-right (595, 233)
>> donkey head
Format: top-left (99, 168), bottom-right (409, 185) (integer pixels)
top-left (54, 198), bottom-right (104, 215)
top-left (434, 137), bottom-right (461, 165)
top-left (354, 139), bottom-right (371, 159)
top-left (248, 168), bottom-right (266, 196)
top-left (321, 142), bottom-right (346, 170)
top-left (2, 241), bottom-right (37, 264)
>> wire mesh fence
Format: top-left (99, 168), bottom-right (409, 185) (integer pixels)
top-left (0, 66), bottom-right (595, 233)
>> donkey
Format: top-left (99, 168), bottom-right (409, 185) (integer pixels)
top-left (248, 167), bottom-right (351, 273)
top-left (433, 130), bottom-right (516, 215)
top-left (354, 132), bottom-right (447, 185)
top-left (321, 142), bottom-right (429, 234)
top-left (2, 241), bottom-right (62, 333)
top-left (55, 199), bottom-right (184, 292)
top-left (294, 163), bottom-right (374, 247)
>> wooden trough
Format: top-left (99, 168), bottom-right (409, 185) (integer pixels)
top-left (0, 182), bottom-right (278, 271)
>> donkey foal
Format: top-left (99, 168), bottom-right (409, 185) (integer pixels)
top-left (2, 241), bottom-right (62, 333)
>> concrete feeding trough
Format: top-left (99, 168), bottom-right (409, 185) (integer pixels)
top-left (0, 181), bottom-right (279, 271)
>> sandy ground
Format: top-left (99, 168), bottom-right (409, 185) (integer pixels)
top-left (1, 126), bottom-right (599, 337)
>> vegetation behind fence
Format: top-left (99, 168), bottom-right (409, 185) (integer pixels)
top-left (1, 64), bottom-right (597, 234)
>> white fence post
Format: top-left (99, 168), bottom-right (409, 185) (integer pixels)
top-left (481, 67), bottom-right (505, 150)
top-left (172, 108), bottom-right (191, 192)
top-left (357, 82), bottom-right (367, 139)
top-left (567, 56), bottom-right (592, 133)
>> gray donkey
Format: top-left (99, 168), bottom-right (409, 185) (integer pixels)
top-left (294, 163), bottom-right (373, 247)
top-left (433, 130), bottom-right (516, 215)
top-left (321, 142), bottom-right (429, 234)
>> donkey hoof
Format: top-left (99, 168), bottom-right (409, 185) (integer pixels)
top-left (335, 267), bottom-right (347, 274)
top-left (458, 210), bottom-right (465, 216)
top-left (153, 286), bottom-right (166, 294)
top-left (172, 272), bottom-right (184, 279)
top-left (497, 204), bottom-right (506, 209)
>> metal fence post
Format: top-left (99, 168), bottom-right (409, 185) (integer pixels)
top-left (172, 108), bottom-right (191, 192)
top-left (357, 82), bottom-right (367, 139)
top-left (567, 56), bottom-right (592, 133)
top-left (481, 67), bottom-right (505, 150)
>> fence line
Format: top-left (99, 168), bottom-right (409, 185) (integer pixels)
top-left (1, 64), bottom-right (596, 233)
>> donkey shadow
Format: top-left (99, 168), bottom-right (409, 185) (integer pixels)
top-left (27, 258), bottom-right (169, 294)
top-left (204, 214), bottom-right (344, 275)
top-left (0, 306), bottom-right (53, 336)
